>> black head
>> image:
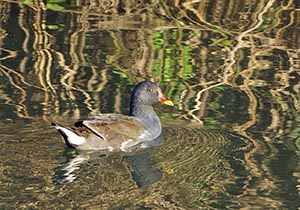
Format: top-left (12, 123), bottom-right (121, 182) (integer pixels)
top-left (129, 81), bottom-right (173, 116)
top-left (131, 81), bottom-right (160, 105)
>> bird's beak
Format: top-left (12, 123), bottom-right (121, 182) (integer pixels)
top-left (161, 97), bottom-right (174, 106)
top-left (158, 89), bottom-right (174, 106)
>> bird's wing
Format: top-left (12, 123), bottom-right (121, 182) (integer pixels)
top-left (74, 114), bottom-right (147, 148)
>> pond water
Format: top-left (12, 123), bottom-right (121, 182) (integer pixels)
top-left (0, 0), bottom-right (300, 209)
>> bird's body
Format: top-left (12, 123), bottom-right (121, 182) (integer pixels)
top-left (52, 81), bottom-right (173, 151)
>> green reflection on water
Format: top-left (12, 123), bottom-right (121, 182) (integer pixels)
top-left (152, 29), bottom-right (194, 81)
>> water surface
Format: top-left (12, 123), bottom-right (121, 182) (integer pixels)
top-left (0, 0), bottom-right (300, 209)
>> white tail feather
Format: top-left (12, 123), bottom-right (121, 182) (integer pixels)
top-left (53, 124), bottom-right (86, 146)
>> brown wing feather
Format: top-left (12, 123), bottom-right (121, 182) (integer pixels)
top-left (74, 114), bottom-right (146, 148)
top-left (71, 125), bottom-right (95, 139)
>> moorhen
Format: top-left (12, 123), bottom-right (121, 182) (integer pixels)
top-left (52, 81), bottom-right (173, 151)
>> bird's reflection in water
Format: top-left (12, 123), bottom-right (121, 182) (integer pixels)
top-left (54, 135), bottom-right (163, 187)
top-left (124, 149), bottom-right (163, 188)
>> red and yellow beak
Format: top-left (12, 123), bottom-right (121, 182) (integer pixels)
top-left (158, 88), bottom-right (174, 106)
top-left (160, 97), bottom-right (174, 106)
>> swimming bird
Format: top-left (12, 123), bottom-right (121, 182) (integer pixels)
top-left (52, 81), bottom-right (174, 151)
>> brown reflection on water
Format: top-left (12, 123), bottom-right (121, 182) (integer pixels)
top-left (0, 0), bottom-right (299, 123)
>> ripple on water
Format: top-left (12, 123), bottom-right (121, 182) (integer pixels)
top-left (151, 124), bottom-right (254, 209)
top-left (0, 120), bottom-right (255, 209)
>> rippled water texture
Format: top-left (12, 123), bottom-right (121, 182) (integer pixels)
top-left (0, 0), bottom-right (300, 209)
top-left (1, 120), bottom-right (253, 209)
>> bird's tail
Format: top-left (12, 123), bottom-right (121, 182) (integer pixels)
top-left (51, 122), bottom-right (85, 148)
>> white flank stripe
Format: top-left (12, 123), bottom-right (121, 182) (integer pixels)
top-left (120, 139), bottom-right (133, 151)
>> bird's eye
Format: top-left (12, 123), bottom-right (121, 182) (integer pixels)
top-left (147, 88), bottom-right (153, 92)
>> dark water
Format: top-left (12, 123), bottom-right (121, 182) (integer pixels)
top-left (1, 0), bottom-right (300, 209)
top-left (1, 119), bottom-right (253, 209)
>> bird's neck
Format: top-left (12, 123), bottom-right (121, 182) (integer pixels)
top-left (130, 103), bottom-right (157, 120)
top-left (130, 103), bottom-right (161, 135)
